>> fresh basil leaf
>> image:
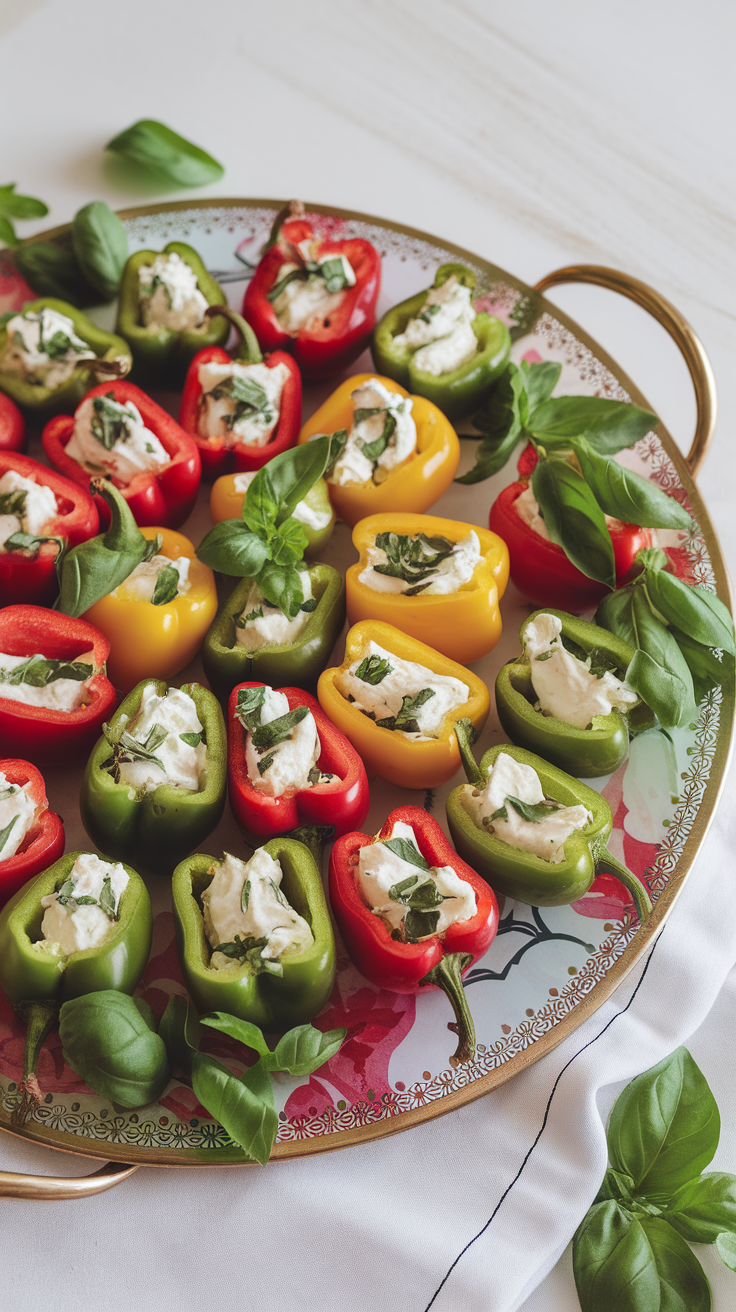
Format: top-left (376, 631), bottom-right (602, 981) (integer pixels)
top-left (0, 655), bottom-right (92, 687)
top-left (199, 1011), bottom-right (271, 1056)
top-left (235, 686), bottom-right (265, 729)
top-left (594, 1167), bottom-right (636, 1204)
top-left (663, 1172), bottom-right (736, 1244)
top-left (0, 184), bottom-right (48, 246)
top-left (71, 201), bottom-right (128, 301)
top-left (381, 836), bottom-right (431, 872)
top-left (14, 241), bottom-right (95, 305)
top-left (257, 560), bottom-right (304, 618)
top-left (506, 796), bottom-right (559, 823)
top-left (104, 722), bottom-right (167, 781)
top-left (459, 365), bottom-right (526, 484)
top-left (355, 654), bottom-right (392, 685)
top-left (388, 875), bottom-right (446, 913)
top-left (0, 488), bottom-right (27, 517)
top-left (359, 409), bottom-right (396, 463)
top-left (0, 815), bottom-right (19, 855)
top-left (196, 520), bottom-right (270, 577)
top-left (179, 730), bottom-right (205, 748)
top-left (151, 563), bottom-right (179, 606)
top-left (670, 630), bottom-right (734, 704)
top-left (3, 531), bottom-right (64, 559)
top-left (573, 1204), bottom-right (711, 1312)
top-left (256, 751), bottom-right (277, 777)
top-left (191, 1051), bottom-right (276, 1165)
top-left (716, 1232), bottom-right (736, 1272)
top-left (106, 120), bottom-right (224, 187)
top-left (244, 431), bottom-right (345, 532)
top-left (372, 532), bottom-right (455, 586)
top-left (266, 1024), bottom-right (346, 1077)
top-left (210, 933), bottom-right (283, 976)
top-left (58, 481), bottom-right (147, 618)
top-left (403, 908), bottom-right (442, 942)
top-left (643, 570), bottom-right (735, 655)
top-left (529, 396), bottom-right (657, 455)
top-left (573, 438), bottom-right (693, 530)
top-left (271, 516), bottom-right (309, 566)
top-left (532, 457), bottom-right (616, 588)
top-left (521, 358), bottom-right (561, 412)
top-left (375, 687), bottom-right (436, 734)
top-left (300, 597), bottom-right (317, 613)
top-left (626, 589), bottom-right (695, 727)
top-left (607, 1047), bottom-right (719, 1198)
top-left (159, 995), bottom-right (201, 1080)
top-left (595, 587), bottom-right (637, 647)
top-left (250, 704), bottom-right (310, 754)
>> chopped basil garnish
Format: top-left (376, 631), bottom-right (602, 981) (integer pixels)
top-left (234, 685), bottom-right (266, 730)
top-left (142, 534), bottom-right (164, 563)
top-left (0, 489), bottom-right (27, 518)
top-left (381, 836), bottom-right (431, 872)
top-left (90, 392), bottom-right (134, 450)
top-left (151, 563), bottom-right (180, 607)
top-left (489, 796), bottom-right (561, 825)
top-left (0, 783), bottom-right (17, 802)
top-left (372, 532), bottom-right (456, 590)
top-left (374, 687), bottom-right (436, 734)
top-left (242, 607), bottom-right (263, 623)
top-left (352, 407), bottom-right (397, 464)
top-left (419, 302), bottom-right (442, 324)
top-left (319, 256), bottom-right (352, 293)
top-left (300, 598), bottom-right (318, 613)
top-left (250, 705), bottom-right (310, 753)
top-left (103, 721), bottom-right (167, 783)
top-left (206, 373), bottom-right (274, 430)
top-left (212, 934), bottom-right (283, 976)
top-left (269, 878), bottom-right (290, 908)
top-left (179, 730), bottom-right (205, 748)
top-left (55, 872), bottom-right (119, 922)
top-left (355, 654), bottom-right (393, 685)
top-left (0, 814), bottom-right (19, 854)
top-left (241, 878), bottom-right (251, 913)
top-left (307, 765), bottom-right (322, 787)
top-left (267, 254), bottom-right (352, 304)
top-left (587, 647), bottom-right (621, 680)
top-left (535, 650), bottom-right (555, 662)
top-left (257, 750), bottom-right (277, 777)
top-left (559, 633), bottom-right (590, 663)
top-left (0, 655), bottom-right (92, 688)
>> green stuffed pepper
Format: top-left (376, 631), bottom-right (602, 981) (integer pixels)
top-left (80, 679), bottom-right (227, 875)
top-left (172, 831), bottom-right (336, 1029)
top-left (446, 721), bottom-right (652, 920)
top-left (0, 298), bottom-right (132, 414)
top-left (371, 263), bottom-right (510, 420)
top-left (495, 609), bottom-right (655, 778)
top-left (116, 240), bottom-right (229, 379)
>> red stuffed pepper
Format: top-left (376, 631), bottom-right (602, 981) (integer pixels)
top-left (228, 682), bottom-right (370, 843)
top-left (179, 306), bottom-right (302, 481)
top-left (242, 202), bottom-right (381, 380)
top-left (0, 758), bottom-right (65, 906)
top-left (0, 605), bottom-right (116, 763)
top-left (0, 392), bottom-right (25, 453)
top-left (41, 380), bottom-right (201, 529)
top-left (0, 451), bottom-right (99, 607)
top-left (330, 806), bottom-right (499, 1065)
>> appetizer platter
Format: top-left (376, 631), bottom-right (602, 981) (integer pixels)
top-left (0, 198), bottom-right (731, 1192)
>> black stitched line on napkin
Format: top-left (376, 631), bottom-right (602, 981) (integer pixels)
top-left (423, 928), bottom-right (665, 1311)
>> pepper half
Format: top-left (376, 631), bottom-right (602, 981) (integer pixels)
top-left (80, 678), bottom-right (227, 875)
top-left (0, 605), bottom-right (117, 763)
top-left (318, 620), bottom-right (490, 789)
top-left (116, 241), bottom-right (229, 380)
top-left (178, 305), bottom-right (303, 480)
top-left (445, 723), bottom-right (652, 919)
top-left (0, 451), bottom-right (99, 608)
top-left (495, 608), bottom-right (655, 778)
top-left (371, 263), bottom-right (511, 420)
top-left (329, 805), bottom-right (499, 1064)
top-left (0, 391), bottom-right (25, 452)
top-left (209, 471), bottom-right (335, 559)
top-left (0, 298), bottom-right (131, 414)
top-left (298, 373), bottom-right (460, 528)
top-left (228, 683), bottom-right (369, 843)
top-left (82, 525), bottom-right (218, 693)
top-left (346, 512), bottom-right (509, 664)
top-left (201, 561), bottom-right (346, 704)
top-left (0, 758), bottom-right (65, 907)
top-left (42, 380), bottom-right (202, 529)
top-left (172, 834), bottom-right (336, 1028)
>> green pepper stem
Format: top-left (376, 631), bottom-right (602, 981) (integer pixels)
top-left (419, 952), bottom-right (476, 1066)
top-left (91, 479), bottom-right (146, 556)
top-left (454, 718), bottom-right (484, 788)
top-left (204, 305), bottom-right (263, 365)
top-left (287, 825), bottom-right (335, 869)
top-left (262, 199), bottom-right (304, 253)
top-left (13, 1000), bottom-right (58, 1127)
top-left (597, 847), bottom-right (653, 925)
top-left (90, 357), bottom-right (131, 379)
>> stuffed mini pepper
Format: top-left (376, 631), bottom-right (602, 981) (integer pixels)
top-left (0, 299), bottom-right (131, 414)
top-left (0, 451), bottom-right (99, 607)
top-left (116, 240), bottom-right (229, 379)
top-left (0, 759), bottom-right (65, 906)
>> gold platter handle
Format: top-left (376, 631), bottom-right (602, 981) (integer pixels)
top-left (533, 264), bottom-right (717, 478)
top-left (0, 1160), bottom-right (138, 1200)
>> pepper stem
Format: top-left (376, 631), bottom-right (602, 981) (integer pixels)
top-left (454, 718), bottom-right (484, 788)
top-left (419, 952), bottom-right (476, 1067)
top-left (262, 199), bottom-right (305, 253)
top-left (90, 479), bottom-right (146, 556)
top-left (597, 847), bottom-right (653, 925)
top-left (204, 305), bottom-right (263, 365)
top-left (13, 1000), bottom-right (58, 1128)
top-left (287, 825), bottom-right (335, 869)
top-left (91, 357), bottom-right (131, 379)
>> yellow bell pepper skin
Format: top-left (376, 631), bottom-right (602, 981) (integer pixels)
top-left (346, 513), bottom-right (509, 664)
top-left (298, 373), bottom-right (460, 528)
top-left (317, 620), bottom-right (490, 789)
top-left (84, 527), bottom-right (218, 693)
top-left (209, 472), bottom-right (335, 558)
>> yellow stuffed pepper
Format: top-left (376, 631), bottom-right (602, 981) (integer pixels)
top-left (298, 373), bottom-right (460, 528)
top-left (318, 620), bottom-right (489, 789)
top-left (84, 526), bottom-right (218, 692)
top-left (346, 513), bottom-right (509, 664)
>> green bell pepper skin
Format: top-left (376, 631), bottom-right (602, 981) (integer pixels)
top-left (0, 298), bottom-right (132, 414)
top-left (371, 263), bottom-right (511, 420)
top-left (80, 679), bottom-right (227, 875)
top-left (172, 835), bottom-right (337, 1029)
top-left (201, 562), bottom-right (346, 704)
top-left (446, 722), bottom-right (652, 920)
top-left (495, 608), bottom-right (655, 779)
top-left (116, 241), bottom-right (228, 379)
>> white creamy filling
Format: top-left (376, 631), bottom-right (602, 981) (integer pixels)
top-left (116, 685), bottom-right (206, 794)
top-left (38, 853), bottom-right (129, 956)
top-left (329, 379), bottom-right (417, 488)
top-left (197, 360), bottom-right (290, 448)
top-left (138, 252), bottom-right (208, 332)
top-left (524, 613), bottom-right (638, 729)
top-left (202, 849), bottom-right (314, 968)
top-left (271, 251), bottom-right (356, 334)
top-left (113, 554), bottom-right (191, 604)
top-left (243, 687), bottom-right (336, 798)
top-left (0, 469), bottom-right (58, 550)
top-left (336, 640), bottom-right (469, 739)
top-left (65, 393), bottom-right (170, 485)
top-left (394, 275), bottom-right (478, 377)
top-left (0, 307), bottom-right (95, 388)
top-left (358, 530), bottom-right (482, 595)
top-left (0, 651), bottom-right (91, 712)
top-left (357, 819), bottom-right (476, 937)
top-left (0, 774), bottom-right (37, 861)
top-left (515, 485), bottom-right (623, 542)
top-left (462, 751), bottom-right (592, 864)
top-left (235, 570), bottom-right (313, 651)
top-left (233, 471), bottom-right (332, 531)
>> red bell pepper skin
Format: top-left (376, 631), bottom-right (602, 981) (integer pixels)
top-left (0, 392), bottom-right (25, 453)
top-left (178, 345), bottom-right (302, 481)
top-left (242, 216), bottom-right (381, 380)
top-left (0, 605), bottom-right (117, 763)
top-left (0, 452), bottom-right (99, 608)
top-left (41, 381), bottom-right (202, 529)
top-left (0, 758), bottom-right (65, 907)
top-left (228, 683), bottom-right (370, 843)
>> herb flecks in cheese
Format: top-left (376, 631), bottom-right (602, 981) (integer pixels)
top-left (359, 529), bottom-right (481, 595)
top-left (357, 819), bottom-right (476, 942)
top-left (329, 379), bottom-right (416, 488)
top-left (463, 751), bottom-right (591, 863)
top-left (202, 849), bottom-right (314, 971)
top-left (0, 470), bottom-right (58, 552)
top-left (65, 392), bottom-right (170, 485)
top-left (269, 244), bottom-right (356, 335)
top-left (524, 613), bottom-right (638, 729)
top-left (394, 275), bottom-right (478, 376)
top-left (38, 852), bottom-right (129, 956)
top-left (0, 772), bottom-right (37, 862)
top-left (236, 685), bottom-right (337, 798)
top-left (0, 308), bottom-right (96, 389)
top-left (138, 252), bottom-right (208, 332)
top-left (235, 569), bottom-right (314, 651)
top-left (113, 553), bottom-right (191, 605)
top-left (232, 471), bottom-right (332, 532)
top-left (0, 652), bottom-right (92, 712)
top-left (337, 640), bottom-right (468, 739)
top-left (198, 360), bottom-right (291, 449)
top-left (107, 685), bottom-right (206, 794)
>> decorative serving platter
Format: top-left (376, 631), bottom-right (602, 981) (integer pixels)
top-left (0, 199), bottom-right (732, 1168)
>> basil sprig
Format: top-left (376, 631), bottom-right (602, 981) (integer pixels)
top-left (14, 201), bottom-right (128, 306)
top-left (574, 1047), bottom-right (736, 1311)
top-left (103, 722), bottom-right (168, 783)
top-left (196, 431), bottom-right (346, 620)
top-left (372, 687), bottom-right (436, 734)
top-left (0, 184), bottom-right (48, 247)
top-left (106, 120), bottom-right (224, 188)
top-left (372, 532), bottom-right (456, 593)
top-left (355, 654), bottom-right (392, 685)
top-left (595, 547), bottom-right (735, 726)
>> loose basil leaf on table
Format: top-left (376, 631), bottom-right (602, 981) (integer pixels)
top-left (716, 1232), bottom-right (736, 1272)
top-left (0, 183), bottom-right (48, 246)
top-left (662, 1173), bottom-right (736, 1244)
top-left (531, 456), bottom-right (616, 588)
top-left (574, 1204), bottom-right (711, 1312)
top-left (572, 437), bottom-right (693, 530)
top-left (72, 201), bottom-right (129, 301)
top-left (106, 119), bottom-right (224, 188)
